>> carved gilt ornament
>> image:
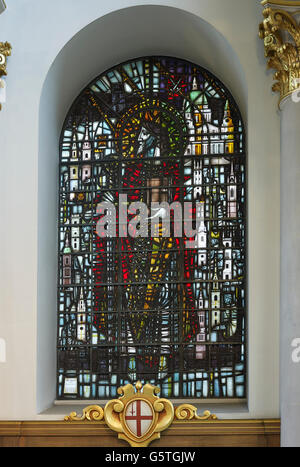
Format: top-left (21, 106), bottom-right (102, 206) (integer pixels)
top-left (259, 1), bottom-right (300, 105)
top-left (65, 381), bottom-right (218, 447)
top-left (0, 41), bottom-right (12, 111)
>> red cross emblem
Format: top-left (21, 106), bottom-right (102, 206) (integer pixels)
top-left (125, 400), bottom-right (153, 437)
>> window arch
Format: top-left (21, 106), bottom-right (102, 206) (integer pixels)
top-left (57, 56), bottom-right (246, 400)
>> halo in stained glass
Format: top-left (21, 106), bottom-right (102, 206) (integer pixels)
top-left (57, 56), bottom-right (246, 400)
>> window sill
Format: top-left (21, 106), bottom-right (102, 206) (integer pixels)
top-left (37, 398), bottom-right (249, 419)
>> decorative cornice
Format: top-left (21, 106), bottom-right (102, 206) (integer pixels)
top-left (259, 2), bottom-right (300, 105)
top-left (64, 381), bottom-right (218, 447)
top-left (0, 419), bottom-right (281, 447)
top-left (0, 41), bottom-right (12, 111)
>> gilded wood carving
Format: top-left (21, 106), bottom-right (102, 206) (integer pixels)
top-left (259, 2), bottom-right (300, 104)
top-left (65, 381), bottom-right (218, 447)
top-left (0, 41), bottom-right (11, 111)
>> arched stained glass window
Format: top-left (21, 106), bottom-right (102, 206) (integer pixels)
top-left (57, 57), bottom-right (246, 400)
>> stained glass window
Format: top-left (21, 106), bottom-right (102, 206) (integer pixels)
top-left (57, 57), bottom-right (246, 400)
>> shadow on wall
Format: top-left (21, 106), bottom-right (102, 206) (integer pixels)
top-left (37, 4), bottom-right (247, 413)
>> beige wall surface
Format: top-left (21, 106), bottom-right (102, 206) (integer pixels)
top-left (0, 0), bottom-right (280, 420)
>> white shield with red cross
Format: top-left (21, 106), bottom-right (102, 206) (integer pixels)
top-left (124, 399), bottom-right (154, 438)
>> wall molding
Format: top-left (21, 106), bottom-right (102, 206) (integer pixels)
top-left (0, 419), bottom-right (280, 447)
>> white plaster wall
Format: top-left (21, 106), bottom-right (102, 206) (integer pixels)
top-left (0, 0), bottom-right (280, 420)
top-left (279, 96), bottom-right (300, 446)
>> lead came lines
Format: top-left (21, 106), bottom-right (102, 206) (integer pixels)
top-left (57, 56), bottom-right (246, 400)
